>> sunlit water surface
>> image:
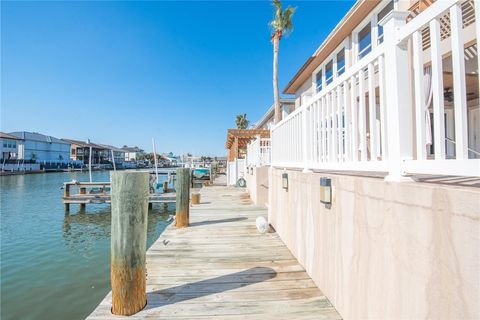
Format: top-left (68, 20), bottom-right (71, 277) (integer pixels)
top-left (1, 171), bottom-right (173, 320)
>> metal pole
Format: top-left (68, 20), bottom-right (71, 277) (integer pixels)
top-left (152, 138), bottom-right (159, 186)
top-left (89, 146), bottom-right (92, 182)
top-left (111, 149), bottom-right (116, 171)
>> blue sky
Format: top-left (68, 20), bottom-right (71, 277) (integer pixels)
top-left (1, 0), bottom-right (354, 156)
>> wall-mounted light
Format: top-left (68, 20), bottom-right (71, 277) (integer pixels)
top-left (282, 173), bottom-right (288, 190)
top-left (250, 167), bottom-right (254, 175)
top-left (320, 177), bottom-right (332, 205)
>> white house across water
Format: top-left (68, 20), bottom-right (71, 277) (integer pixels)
top-left (243, 0), bottom-right (480, 319)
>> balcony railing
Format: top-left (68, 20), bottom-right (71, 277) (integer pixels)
top-left (271, 0), bottom-right (480, 178)
top-left (247, 137), bottom-right (271, 167)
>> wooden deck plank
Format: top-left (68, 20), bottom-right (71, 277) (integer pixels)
top-left (86, 178), bottom-right (341, 319)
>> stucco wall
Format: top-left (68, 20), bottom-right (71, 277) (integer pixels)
top-left (269, 167), bottom-right (480, 320)
top-left (245, 166), bottom-right (269, 206)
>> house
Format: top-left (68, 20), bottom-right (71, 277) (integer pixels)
top-left (9, 131), bottom-right (71, 163)
top-left (97, 144), bottom-right (126, 166)
top-left (0, 132), bottom-right (20, 160)
top-left (252, 98), bottom-right (295, 130)
top-left (245, 1), bottom-right (480, 319)
top-left (63, 139), bottom-right (110, 165)
top-left (122, 146), bottom-right (144, 162)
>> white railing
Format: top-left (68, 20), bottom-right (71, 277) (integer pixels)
top-left (271, 0), bottom-right (480, 178)
top-left (247, 137), bottom-right (271, 167)
top-left (272, 44), bottom-right (389, 172)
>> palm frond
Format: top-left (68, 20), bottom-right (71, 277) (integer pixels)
top-left (269, 0), bottom-right (296, 36)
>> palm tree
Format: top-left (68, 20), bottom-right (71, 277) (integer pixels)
top-left (235, 114), bottom-right (249, 129)
top-left (270, 0), bottom-right (296, 124)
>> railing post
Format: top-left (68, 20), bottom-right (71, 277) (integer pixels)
top-left (380, 11), bottom-right (414, 182)
top-left (301, 106), bottom-right (310, 172)
top-left (110, 171), bottom-right (149, 316)
top-left (175, 168), bottom-right (190, 227)
top-left (256, 135), bottom-right (261, 166)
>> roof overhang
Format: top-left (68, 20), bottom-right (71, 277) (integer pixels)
top-left (225, 129), bottom-right (270, 149)
top-left (283, 0), bottom-right (380, 94)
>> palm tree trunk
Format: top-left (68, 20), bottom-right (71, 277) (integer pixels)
top-left (273, 34), bottom-right (281, 124)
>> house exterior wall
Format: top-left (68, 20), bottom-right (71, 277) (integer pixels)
top-left (1, 138), bottom-right (19, 160)
top-left (268, 167), bottom-right (480, 320)
top-left (245, 166), bottom-right (269, 206)
top-left (19, 140), bottom-right (70, 162)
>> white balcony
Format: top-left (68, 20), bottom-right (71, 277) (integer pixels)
top-left (271, 0), bottom-right (480, 178)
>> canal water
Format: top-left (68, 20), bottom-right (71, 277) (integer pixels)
top-left (0, 171), bottom-right (173, 320)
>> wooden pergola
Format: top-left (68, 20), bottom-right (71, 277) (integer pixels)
top-left (225, 129), bottom-right (270, 161)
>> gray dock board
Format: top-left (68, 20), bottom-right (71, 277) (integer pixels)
top-left (86, 178), bottom-right (341, 319)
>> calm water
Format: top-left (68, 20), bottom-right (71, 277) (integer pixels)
top-left (0, 171), bottom-right (173, 320)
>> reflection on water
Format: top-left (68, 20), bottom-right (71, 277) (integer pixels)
top-left (62, 204), bottom-right (172, 256)
top-left (0, 171), bottom-right (173, 320)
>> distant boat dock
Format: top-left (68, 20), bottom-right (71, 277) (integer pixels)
top-left (62, 181), bottom-right (177, 211)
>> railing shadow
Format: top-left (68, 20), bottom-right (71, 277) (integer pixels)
top-left (144, 267), bottom-right (276, 308)
top-left (188, 217), bottom-right (248, 227)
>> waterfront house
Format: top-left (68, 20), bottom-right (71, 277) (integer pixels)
top-left (98, 144), bottom-right (126, 167)
top-left (245, 1), bottom-right (480, 319)
top-left (225, 128), bottom-right (270, 185)
top-left (63, 139), bottom-right (110, 165)
top-left (122, 146), bottom-right (144, 162)
top-left (252, 98), bottom-right (295, 130)
top-left (9, 131), bottom-right (71, 163)
top-left (0, 132), bottom-right (20, 161)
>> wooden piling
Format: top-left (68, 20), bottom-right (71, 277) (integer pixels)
top-left (110, 171), bottom-right (149, 316)
top-left (162, 181), bottom-right (168, 193)
top-left (175, 168), bottom-right (190, 227)
top-left (80, 187), bottom-right (86, 210)
top-left (191, 192), bottom-right (200, 204)
top-left (64, 183), bottom-right (70, 211)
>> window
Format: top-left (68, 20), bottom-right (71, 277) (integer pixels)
top-left (3, 140), bottom-right (7, 148)
top-left (12, 142), bottom-right (16, 148)
top-left (377, 1), bottom-right (393, 44)
top-left (316, 70), bottom-right (323, 92)
top-left (337, 49), bottom-right (345, 76)
top-left (71, 149), bottom-right (76, 155)
top-left (325, 60), bottom-right (333, 85)
top-left (358, 23), bottom-right (372, 59)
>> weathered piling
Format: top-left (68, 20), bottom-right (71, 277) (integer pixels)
top-left (192, 192), bottom-right (200, 204)
top-left (63, 183), bottom-right (70, 212)
top-left (175, 168), bottom-right (190, 227)
top-left (80, 187), bottom-right (86, 210)
top-left (110, 171), bottom-right (149, 316)
top-left (162, 181), bottom-right (168, 193)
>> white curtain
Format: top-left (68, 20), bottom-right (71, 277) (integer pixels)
top-left (424, 66), bottom-right (433, 146)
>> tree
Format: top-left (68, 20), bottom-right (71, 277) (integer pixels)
top-left (235, 113), bottom-right (249, 129)
top-left (270, 0), bottom-right (296, 124)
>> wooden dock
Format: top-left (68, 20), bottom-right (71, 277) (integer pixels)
top-left (62, 181), bottom-right (176, 211)
top-left (86, 176), bottom-right (341, 319)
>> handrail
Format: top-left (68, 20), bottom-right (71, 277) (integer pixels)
top-left (272, 44), bottom-right (385, 132)
top-left (396, 0), bottom-right (458, 44)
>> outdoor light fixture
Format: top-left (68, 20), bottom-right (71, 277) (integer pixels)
top-left (282, 173), bottom-right (288, 190)
top-left (320, 177), bottom-right (332, 205)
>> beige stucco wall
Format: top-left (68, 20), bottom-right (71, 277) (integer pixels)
top-left (269, 167), bottom-right (480, 320)
top-left (245, 166), bottom-right (269, 206)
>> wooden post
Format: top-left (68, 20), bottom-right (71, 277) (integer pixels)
top-left (63, 183), bottom-right (70, 212)
top-left (162, 181), bottom-right (168, 193)
top-left (80, 187), bottom-right (86, 210)
top-left (192, 192), bottom-right (200, 204)
top-left (110, 171), bottom-right (149, 316)
top-left (175, 168), bottom-right (190, 227)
